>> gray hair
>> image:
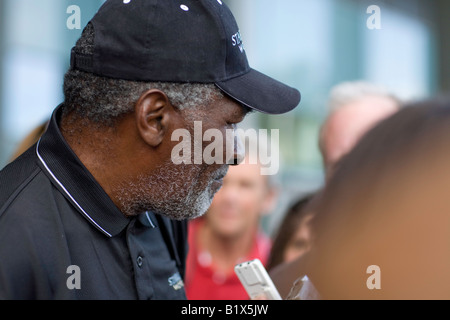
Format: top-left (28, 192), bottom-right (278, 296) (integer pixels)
top-left (327, 81), bottom-right (399, 113)
top-left (63, 23), bottom-right (223, 126)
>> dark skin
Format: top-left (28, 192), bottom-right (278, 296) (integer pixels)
top-left (61, 89), bottom-right (248, 217)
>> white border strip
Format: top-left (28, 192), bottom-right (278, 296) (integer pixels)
top-left (36, 139), bottom-right (112, 238)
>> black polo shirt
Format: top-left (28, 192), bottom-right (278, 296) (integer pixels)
top-left (0, 105), bottom-right (188, 300)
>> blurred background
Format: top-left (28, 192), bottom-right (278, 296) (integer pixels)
top-left (0, 0), bottom-right (448, 234)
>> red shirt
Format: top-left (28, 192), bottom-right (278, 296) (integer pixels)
top-left (185, 218), bottom-right (271, 300)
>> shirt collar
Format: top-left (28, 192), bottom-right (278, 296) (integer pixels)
top-left (36, 104), bottom-right (130, 237)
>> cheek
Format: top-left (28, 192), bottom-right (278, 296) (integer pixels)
top-left (240, 194), bottom-right (259, 212)
top-left (234, 192), bottom-right (264, 225)
top-left (241, 187), bottom-right (267, 211)
top-left (283, 246), bottom-right (305, 264)
top-left (283, 247), bottom-right (297, 264)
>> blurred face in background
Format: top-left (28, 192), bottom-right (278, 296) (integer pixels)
top-left (282, 213), bottom-right (314, 264)
top-left (321, 95), bottom-right (399, 178)
top-left (204, 156), bottom-right (276, 239)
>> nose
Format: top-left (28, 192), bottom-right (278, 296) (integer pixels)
top-left (231, 132), bottom-right (245, 166)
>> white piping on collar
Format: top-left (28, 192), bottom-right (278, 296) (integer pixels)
top-left (145, 211), bottom-right (156, 228)
top-left (36, 139), bottom-right (113, 238)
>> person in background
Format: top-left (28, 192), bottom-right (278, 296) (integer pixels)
top-left (266, 194), bottom-right (315, 272)
top-left (319, 81), bottom-right (400, 179)
top-left (270, 80), bottom-right (400, 298)
top-left (307, 96), bottom-right (450, 299)
top-left (185, 153), bottom-right (278, 300)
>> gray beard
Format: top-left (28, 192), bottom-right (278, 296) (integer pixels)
top-left (115, 160), bottom-right (228, 220)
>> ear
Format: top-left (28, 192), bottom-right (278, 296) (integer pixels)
top-left (135, 89), bottom-right (172, 147)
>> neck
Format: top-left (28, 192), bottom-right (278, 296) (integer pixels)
top-left (60, 114), bottom-right (139, 214)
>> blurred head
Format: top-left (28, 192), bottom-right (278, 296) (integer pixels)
top-left (203, 154), bottom-right (277, 240)
top-left (267, 194), bottom-right (315, 271)
top-left (309, 96), bottom-right (450, 299)
top-left (319, 81), bottom-right (400, 178)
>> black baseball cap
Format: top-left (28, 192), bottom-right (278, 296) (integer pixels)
top-left (70, 0), bottom-right (301, 115)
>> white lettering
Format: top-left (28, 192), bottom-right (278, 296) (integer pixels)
top-left (181, 304), bottom-right (215, 318)
top-left (66, 265), bottom-right (81, 290)
top-left (203, 129), bottom-right (224, 165)
top-left (366, 5), bottom-right (382, 30)
top-left (366, 265), bottom-right (381, 290)
top-left (171, 124), bottom-right (280, 176)
top-left (231, 31), bottom-right (245, 53)
top-left (66, 5), bottom-right (81, 30)
top-left (171, 129), bottom-right (192, 165)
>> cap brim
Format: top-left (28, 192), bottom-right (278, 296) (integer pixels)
top-left (215, 68), bottom-right (301, 115)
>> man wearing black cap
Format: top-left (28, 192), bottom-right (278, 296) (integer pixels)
top-left (0, 0), bottom-right (300, 299)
